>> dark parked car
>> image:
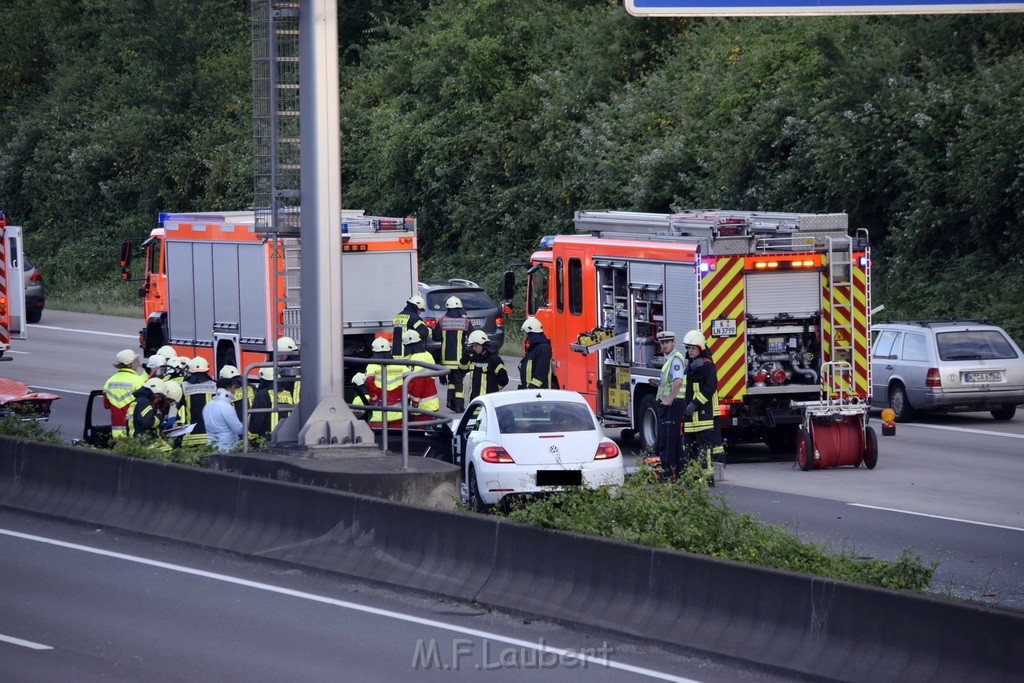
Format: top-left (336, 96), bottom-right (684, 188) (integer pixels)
top-left (418, 279), bottom-right (504, 356)
top-left (22, 254), bottom-right (45, 324)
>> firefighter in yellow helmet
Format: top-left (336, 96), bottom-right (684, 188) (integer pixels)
top-left (392, 294), bottom-right (429, 358)
top-left (461, 330), bottom-right (507, 402)
top-left (519, 317), bottom-right (558, 390)
top-left (680, 330), bottom-right (723, 486)
top-left (400, 329), bottom-right (441, 421)
top-left (104, 349), bottom-right (145, 439)
top-left (433, 295), bottom-right (471, 411)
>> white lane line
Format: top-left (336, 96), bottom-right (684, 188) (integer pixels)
top-left (0, 528), bottom-right (695, 683)
top-left (4, 349), bottom-right (30, 355)
top-left (30, 386), bottom-right (92, 396)
top-left (31, 325), bottom-right (136, 339)
top-left (847, 504), bottom-right (1024, 532)
top-left (0, 633), bottom-right (53, 650)
top-left (903, 422), bottom-right (1024, 440)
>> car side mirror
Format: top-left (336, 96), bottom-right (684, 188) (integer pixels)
top-left (500, 270), bottom-right (515, 300)
top-left (119, 240), bottom-right (133, 269)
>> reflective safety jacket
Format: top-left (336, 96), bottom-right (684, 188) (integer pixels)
top-left (656, 350), bottom-right (687, 403)
top-left (248, 383), bottom-right (294, 437)
top-left (432, 309), bottom-right (471, 367)
top-left (402, 348), bottom-right (440, 417)
top-left (103, 367), bottom-right (145, 437)
top-left (127, 387), bottom-right (170, 452)
top-left (683, 352), bottom-right (719, 433)
top-left (366, 359), bottom-right (409, 425)
top-left (520, 332), bottom-right (558, 389)
top-left (462, 345), bottom-right (508, 401)
top-left (177, 373), bottom-right (216, 446)
top-left (392, 303), bottom-right (429, 358)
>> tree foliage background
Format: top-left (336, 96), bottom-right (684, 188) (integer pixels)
top-left (1, 0), bottom-right (1022, 339)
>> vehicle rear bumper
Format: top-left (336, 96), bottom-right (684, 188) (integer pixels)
top-left (919, 389), bottom-right (1024, 410)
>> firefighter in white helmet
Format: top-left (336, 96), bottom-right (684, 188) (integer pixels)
top-left (156, 345), bottom-right (177, 360)
top-left (145, 354), bottom-right (167, 378)
top-left (104, 349), bottom-right (145, 439)
top-left (275, 336), bottom-right (301, 403)
top-left (177, 356), bottom-right (216, 447)
top-left (365, 337), bottom-right (407, 426)
top-left (432, 295), bottom-right (472, 411)
top-left (461, 330), bottom-right (507, 402)
top-left (349, 372), bottom-right (373, 423)
top-left (392, 294), bottom-right (429, 358)
top-left (519, 317), bottom-right (558, 390)
top-left (681, 330), bottom-right (723, 486)
top-left (219, 364), bottom-right (254, 423)
top-left (128, 377), bottom-right (169, 447)
top-left (249, 366), bottom-right (295, 438)
top-left (400, 329), bottom-right (440, 421)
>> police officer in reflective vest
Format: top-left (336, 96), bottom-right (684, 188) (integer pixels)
top-left (104, 349), bottom-right (145, 439)
top-left (681, 330), bottom-right (724, 486)
top-left (392, 295), bottom-right (429, 358)
top-left (519, 317), bottom-right (559, 390)
top-left (461, 330), bottom-right (508, 401)
top-left (653, 330), bottom-right (687, 481)
top-left (433, 295), bottom-right (472, 411)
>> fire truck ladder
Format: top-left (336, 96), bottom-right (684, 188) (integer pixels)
top-left (825, 235), bottom-right (855, 395)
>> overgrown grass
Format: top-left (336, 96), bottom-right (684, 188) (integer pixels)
top-left (0, 416), bottom-right (64, 444)
top-left (504, 465), bottom-right (935, 592)
top-left (47, 280), bottom-right (141, 318)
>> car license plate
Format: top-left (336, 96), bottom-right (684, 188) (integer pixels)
top-left (471, 317), bottom-right (486, 327)
top-left (964, 371), bottom-right (1000, 383)
top-left (536, 470), bottom-right (582, 487)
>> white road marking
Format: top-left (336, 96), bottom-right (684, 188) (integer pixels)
top-left (4, 349), bottom-right (30, 355)
top-left (31, 325), bottom-right (136, 339)
top-left (903, 422), bottom-right (1024, 440)
top-left (847, 504), bottom-right (1024, 532)
top-left (0, 528), bottom-right (697, 682)
top-left (0, 633), bottom-right (53, 650)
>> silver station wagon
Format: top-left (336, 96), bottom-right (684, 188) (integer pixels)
top-left (871, 320), bottom-right (1024, 422)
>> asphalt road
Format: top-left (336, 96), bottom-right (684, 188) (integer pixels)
top-left (0, 509), bottom-right (782, 683)
top-left (3, 311), bottom-right (1023, 611)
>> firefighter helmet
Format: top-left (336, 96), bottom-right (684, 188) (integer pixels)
top-left (219, 365), bottom-right (241, 380)
top-left (407, 294), bottom-right (426, 311)
top-left (682, 330), bottom-right (706, 350)
top-left (168, 356), bottom-right (189, 370)
top-left (655, 330), bottom-right (676, 343)
top-left (156, 345), bottom-right (177, 359)
top-left (352, 372), bottom-right (367, 386)
top-left (114, 349), bottom-right (138, 366)
top-left (402, 329), bottom-right (421, 346)
top-left (466, 330), bottom-right (490, 346)
top-left (521, 317), bottom-right (543, 334)
top-left (445, 295), bottom-right (463, 309)
top-left (187, 357), bottom-right (210, 373)
top-left (276, 336), bottom-right (299, 353)
top-left (371, 337), bottom-right (392, 353)
top-left (143, 378), bottom-right (167, 395)
top-left (258, 367), bottom-right (276, 381)
top-left (146, 354), bottom-right (166, 370)
top-left (162, 382), bottom-right (182, 403)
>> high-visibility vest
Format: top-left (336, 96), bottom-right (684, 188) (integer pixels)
top-left (656, 350), bottom-right (686, 402)
top-left (366, 362), bottom-right (408, 423)
top-left (104, 368), bottom-right (145, 437)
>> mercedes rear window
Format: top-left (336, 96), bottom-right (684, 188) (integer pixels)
top-left (936, 331), bottom-right (1018, 361)
top-left (425, 289), bottom-right (494, 311)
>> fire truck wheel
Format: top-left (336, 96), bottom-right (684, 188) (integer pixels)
top-left (888, 383), bottom-right (915, 423)
top-left (863, 426), bottom-right (878, 469)
top-left (796, 427), bottom-right (814, 472)
top-left (638, 395), bottom-right (660, 450)
top-left (620, 429), bottom-right (636, 442)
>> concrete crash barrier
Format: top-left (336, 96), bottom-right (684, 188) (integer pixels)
top-left (1, 436), bottom-right (1021, 682)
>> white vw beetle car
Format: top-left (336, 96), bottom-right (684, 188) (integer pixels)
top-left (453, 390), bottom-right (625, 511)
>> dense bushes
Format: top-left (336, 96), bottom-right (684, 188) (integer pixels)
top-left (1, 2), bottom-right (1022, 338)
top-left (506, 466), bottom-right (935, 591)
